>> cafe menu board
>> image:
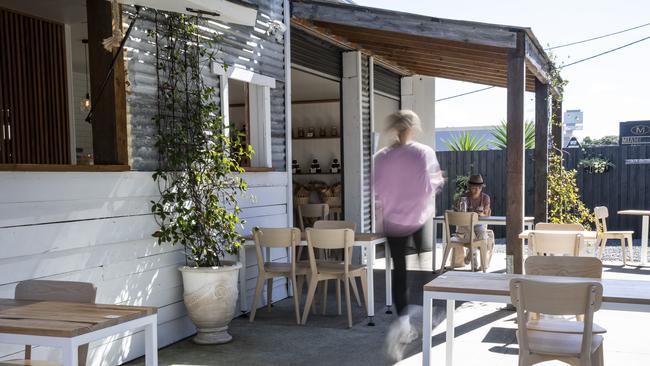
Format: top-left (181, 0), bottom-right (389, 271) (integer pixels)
top-left (620, 121), bottom-right (650, 145)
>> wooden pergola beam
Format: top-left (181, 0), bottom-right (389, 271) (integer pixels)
top-left (534, 79), bottom-right (550, 224)
top-left (292, 0), bottom-right (517, 49)
top-left (506, 32), bottom-right (526, 274)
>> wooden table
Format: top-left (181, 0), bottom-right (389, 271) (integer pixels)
top-left (0, 299), bottom-right (158, 366)
top-left (421, 271), bottom-right (650, 366)
top-left (618, 210), bottom-right (650, 265)
top-left (241, 232), bottom-right (389, 325)
top-left (433, 215), bottom-right (535, 271)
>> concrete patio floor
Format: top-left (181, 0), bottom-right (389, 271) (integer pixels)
top-left (127, 245), bottom-right (650, 366)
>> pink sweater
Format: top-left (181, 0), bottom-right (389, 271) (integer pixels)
top-left (374, 141), bottom-right (444, 236)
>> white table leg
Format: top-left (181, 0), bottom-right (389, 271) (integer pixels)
top-left (367, 241), bottom-right (376, 325)
top-left (144, 315), bottom-right (158, 366)
top-left (422, 292), bottom-right (434, 366)
top-left (446, 299), bottom-right (455, 366)
top-left (385, 240), bottom-right (393, 313)
top-left (239, 246), bottom-right (248, 313)
top-left (62, 341), bottom-right (78, 366)
top-left (642, 216), bottom-right (649, 265)
top-left (432, 221), bottom-right (438, 272)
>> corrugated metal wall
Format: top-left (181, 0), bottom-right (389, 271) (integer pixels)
top-left (123, 1), bottom-right (287, 171)
top-left (374, 64), bottom-right (401, 98)
top-left (291, 27), bottom-right (342, 78)
top-left (361, 56), bottom-right (371, 231)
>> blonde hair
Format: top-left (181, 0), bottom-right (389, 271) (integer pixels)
top-left (385, 110), bottom-right (422, 134)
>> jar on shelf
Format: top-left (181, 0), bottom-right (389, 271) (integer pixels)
top-left (292, 160), bottom-right (301, 174)
top-left (330, 158), bottom-right (341, 174)
top-left (330, 126), bottom-right (339, 137)
top-left (306, 127), bottom-right (315, 138)
top-left (319, 127), bottom-right (327, 137)
top-left (310, 159), bottom-right (321, 174)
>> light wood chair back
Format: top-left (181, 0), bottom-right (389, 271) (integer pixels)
top-left (313, 220), bottom-right (356, 230)
top-left (305, 228), bottom-right (354, 271)
top-left (529, 232), bottom-right (583, 256)
top-left (297, 203), bottom-right (330, 231)
top-left (14, 280), bottom-right (96, 366)
top-left (594, 206), bottom-right (609, 232)
top-left (510, 279), bottom-right (603, 363)
top-left (534, 222), bottom-right (585, 231)
top-left (253, 227), bottom-right (301, 272)
top-left (525, 256), bottom-right (603, 278)
top-left (444, 211), bottom-right (479, 243)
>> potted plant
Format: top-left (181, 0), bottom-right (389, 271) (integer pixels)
top-left (150, 13), bottom-right (253, 344)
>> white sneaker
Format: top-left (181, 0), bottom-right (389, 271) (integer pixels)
top-left (385, 317), bottom-right (419, 362)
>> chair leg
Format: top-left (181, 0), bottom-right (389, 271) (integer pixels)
top-left (322, 280), bottom-right (328, 315)
top-left (301, 277), bottom-right (319, 325)
top-left (359, 271), bottom-right (369, 315)
top-left (267, 278), bottom-right (274, 311)
top-left (291, 275), bottom-right (301, 325)
top-left (620, 238), bottom-right (627, 266)
top-left (336, 279), bottom-right (342, 315)
top-left (596, 237), bottom-right (606, 259)
top-left (479, 245), bottom-right (487, 273)
top-left (350, 277), bottom-right (362, 307)
top-left (439, 245), bottom-right (452, 273)
top-left (344, 275), bottom-right (353, 328)
top-left (627, 235), bottom-right (634, 263)
top-left (469, 247), bottom-right (476, 272)
top-left (249, 275), bottom-right (265, 322)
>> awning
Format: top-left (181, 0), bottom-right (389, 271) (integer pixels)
top-left (116, 0), bottom-right (258, 27)
top-left (292, 0), bottom-right (556, 93)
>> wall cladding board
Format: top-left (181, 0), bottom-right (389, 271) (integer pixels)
top-left (123, 1), bottom-right (286, 171)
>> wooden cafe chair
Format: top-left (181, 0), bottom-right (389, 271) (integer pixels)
top-left (249, 227), bottom-right (307, 324)
top-left (301, 228), bottom-right (368, 328)
top-left (529, 231), bottom-right (584, 257)
top-left (510, 279), bottom-right (605, 366)
top-left (594, 206), bottom-right (634, 265)
top-left (439, 211), bottom-right (489, 273)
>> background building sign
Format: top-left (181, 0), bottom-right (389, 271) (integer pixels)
top-left (620, 120), bottom-right (650, 145)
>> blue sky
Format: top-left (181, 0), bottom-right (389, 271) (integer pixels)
top-left (356, 0), bottom-right (650, 138)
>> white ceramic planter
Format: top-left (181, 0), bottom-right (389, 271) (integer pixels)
top-left (179, 261), bottom-right (242, 344)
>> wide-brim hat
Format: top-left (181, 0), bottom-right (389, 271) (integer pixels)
top-left (468, 174), bottom-right (485, 186)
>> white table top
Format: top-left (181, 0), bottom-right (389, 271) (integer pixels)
top-left (434, 215), bottom-right (534, 223)
top-left (519, 229), bottom-right (598, 240)
top-left (618, 210), bottom-right (650, 216)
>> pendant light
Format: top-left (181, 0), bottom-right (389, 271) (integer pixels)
top-left (80, 39), bottom-right (91, 111)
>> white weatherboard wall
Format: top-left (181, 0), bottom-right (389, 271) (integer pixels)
top-left (0, 171), bottom-right (288, 365)
top-left (401, 76), bottom-right (436, 150)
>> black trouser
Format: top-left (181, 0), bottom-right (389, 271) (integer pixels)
top-left (387, 225), bottom-right (426, 316)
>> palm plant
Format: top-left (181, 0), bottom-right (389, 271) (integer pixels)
top-left (444, 131), bottom-right (488, 151)
top-left (490, 120), bottom-right (535, 150)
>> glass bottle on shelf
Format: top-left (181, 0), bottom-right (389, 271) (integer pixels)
top-left (298, 128), bottom-right (304, 138)
top-left (292, 160), bottom-right (300, 174)
top-left (458, 197), bottom-right (468, 212)
top-left (306, 127), bottom-right (315, 138)
top-left (330, 126), bottom-right (339, 137)
top-left (319, 127), bottom-right (327, 137)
